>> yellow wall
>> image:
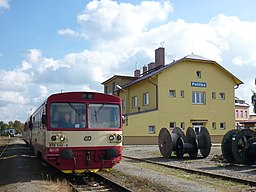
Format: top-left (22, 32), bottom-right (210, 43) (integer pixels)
top-left (121, 59), bottom-right (237, 143)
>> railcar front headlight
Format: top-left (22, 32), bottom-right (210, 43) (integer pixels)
top-left (116, 134), bottom-right (122, 141)
top-left (51, 135), bottom-right (57, 141)
top-left (109, 135), bottom-right (115, 141)
top-left (60, 135), bottom-right (65, 141)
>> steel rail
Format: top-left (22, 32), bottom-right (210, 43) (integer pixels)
top-left (123, 155), bottom-right (256, 187)
top-left (67, 172), bottom-right (133, 192)
top-left (0, 138), bottom-right (10, 158)
top-left (93, 172), bottom-right (133, 192)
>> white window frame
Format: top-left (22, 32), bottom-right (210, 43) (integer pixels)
top-left (220, 92), bottom-right (225, 100)
top-left (132, 96), bottom-right (138, 108)
top-left (212, 92), bottom-right (216, 100)
top-left (148, 125), bottom-right (155, 134)
top-left (220, 122), bottom-right (226, 129)
top-left (180, 122), bottom-right (185, 129)
top-left (180, 90), bottom-right (184, 98)
top-left (196, 71), bottom-right (201, 78)
top-left (212, 122), bottom-right (216, 129)
top-left (170, 122), bottom-right (176, 129)
top-left (192, 91), bottom-right (205, 104)
top-left (169, 90), bottom-right (176, 97)
top-left (143, 92), bottom-right (149, 106)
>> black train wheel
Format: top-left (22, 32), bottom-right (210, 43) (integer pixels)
top-left (232, 129), bottom-right (256, 165)
top-left (158, 127), bottom-right (173, 158)
top-left (221, 129), bottom-right (239, 163)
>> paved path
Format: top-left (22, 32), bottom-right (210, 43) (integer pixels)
top-left (0, 138), bottom-right (58, 186)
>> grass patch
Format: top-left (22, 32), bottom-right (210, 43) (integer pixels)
top-left (124, 159), bottom-right (255, 192)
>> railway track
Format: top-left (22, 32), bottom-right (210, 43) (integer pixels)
top-left (123, 155), bottom-right (256, 187)
top-left (0, 137), bottom-right (11, 158)
top-left (67, 172), bottom-right (133, 192)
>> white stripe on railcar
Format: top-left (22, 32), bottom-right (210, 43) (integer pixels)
top-left (46, 131), bottom-right (122, 148)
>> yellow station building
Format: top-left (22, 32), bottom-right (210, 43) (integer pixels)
top-left (102, 48), bottom-right (243, 144)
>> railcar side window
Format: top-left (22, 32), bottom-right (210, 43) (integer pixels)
top-left (50, 103), bottom-right (86, 128)
top-left (88, 104), bottom-right (120, 128)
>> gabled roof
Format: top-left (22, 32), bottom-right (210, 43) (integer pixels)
top-left (121, 53), bottom-right (243, 88)
top-left (101, 75), bottom-right (138, 85)
top-left (183, 53), bottom-right (212, 61)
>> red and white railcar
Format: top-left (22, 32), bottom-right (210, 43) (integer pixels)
top-left (24, 92), bottom-right (122, 174)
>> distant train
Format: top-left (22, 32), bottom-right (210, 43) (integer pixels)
top-left (5, 128), bottom-right (15, 137)
top-left (23, 92), bottom-right (122, 174)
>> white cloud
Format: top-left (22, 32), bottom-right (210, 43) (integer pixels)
top-left (2, 1), bottom-right (256, 122)
top-left (0, 91), bottom-right (28, 105)
top-left (58, 28), bottom-right (80, 38)
top-left (232, 56), bottom-right (246, 66)
top-left (0, 0), bottom-right (10, 9)
top-left (76, 0), bottom-right (173, 40)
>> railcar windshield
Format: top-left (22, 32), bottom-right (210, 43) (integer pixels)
top-left (88, 104), bottom-right (120, 128)
top-left (50, 103), bottom-right (86, 128)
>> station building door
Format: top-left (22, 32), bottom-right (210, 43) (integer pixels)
top-left (192, 123), bottom-right (204, 135)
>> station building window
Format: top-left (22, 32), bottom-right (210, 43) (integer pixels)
top-left (196, 71), bottom-right (201, 78)
top-left (180, 90), bottom-right (184, 98)
top-left (143, 92), bottom-right (149, 105)
top-left (220, 122), bottom-right (226, 129)
top-left (192, 92), bottom-right (205, 104)
top-left (212, 122), bottom-right (216, 129)
top-left (112, 82), bottom-right (116, 92)
top-left (122, 99), bottom-right (125, 111)
top-left (220, 92), bottom-right (225, 100)
top-left (212, 92), bottom-right (216, 100)
top-left (104, 85), bottom-right (108, 94)
top-left (148, 125), bottom-right (155, 134)
top-left (180, 122), bottom-right (185, 129)
top-left (132, 96), bottom-right (138, 108)
top-left (170, 122), bottom-right (176, 128)
top-left (169, 90), bottom-right (176, 97)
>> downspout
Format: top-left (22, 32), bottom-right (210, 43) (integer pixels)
top-left (147, 78), bottom-right (158, 110)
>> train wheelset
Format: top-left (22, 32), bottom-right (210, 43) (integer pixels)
top-left (221, 129), bottom-right (256, 164)
top-left (158, 127), bottom-right (212, 159)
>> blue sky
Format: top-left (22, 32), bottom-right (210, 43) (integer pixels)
top-left (0, 0), bottom-right (256, 122)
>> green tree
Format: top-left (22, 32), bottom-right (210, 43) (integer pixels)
top-left (0, 121), bottom-right (8, 136)
top-left (8, 121), bottom-right (14, 128)
top-left (13, 120), bottom-right (24, 134)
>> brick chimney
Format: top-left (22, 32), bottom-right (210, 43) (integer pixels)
top-left (155, 47), bottom-right (165, 67)
top-left (142, 65), bottom-right (147, 74)
top-left (134, 69), bottom-right (140, 77)
top-left (148, 62), bottom-right (155, 71)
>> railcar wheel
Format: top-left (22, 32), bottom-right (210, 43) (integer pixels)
top-left (158, 127), bottom-right (173, 158)
top-left (197, 127), bottom-right (211, 158)
top-left (232, 129), bottom-right (256, 165)
top-left (186, 127), bottom-right (198, 159)
top-left (221, 129), bottom-right (238, 163)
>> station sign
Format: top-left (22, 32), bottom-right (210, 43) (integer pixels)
top-left (191, 82), bottom-right (207, 88)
